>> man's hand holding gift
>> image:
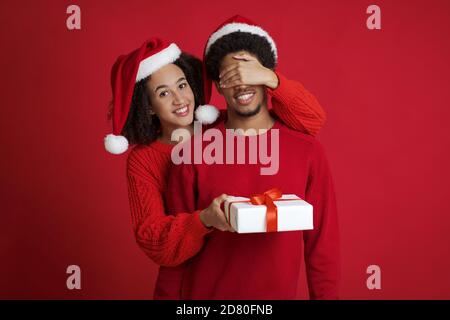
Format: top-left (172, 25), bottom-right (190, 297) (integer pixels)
top-left (199, 194), bottom-right (236, 232)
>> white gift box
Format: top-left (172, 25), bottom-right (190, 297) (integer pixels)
top-left (223, 194), bottom-right (314, 234)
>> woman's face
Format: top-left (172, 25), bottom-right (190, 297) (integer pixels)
top-left (146, 63), bottom-right (195, 131)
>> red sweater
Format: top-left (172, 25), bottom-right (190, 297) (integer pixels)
top-left (126, 72), bottom-right (327, 268)
top-left (161, 121), bottom-right (340, 300)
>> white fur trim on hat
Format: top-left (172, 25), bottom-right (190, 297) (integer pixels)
top-left (136, 43), bottom-right (181, 82)
top-left (104, 134), bottom-right (129, 155)
top-left (195, 104), bottom-right (220, 124)
top-left (205, 23), bottom-right (278, 61)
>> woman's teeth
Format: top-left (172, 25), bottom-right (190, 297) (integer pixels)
top-left (174, 106), bottom-right (189, 116)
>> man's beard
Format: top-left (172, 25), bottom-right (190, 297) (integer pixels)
top-left (233, 103), bottom-right (262, 118)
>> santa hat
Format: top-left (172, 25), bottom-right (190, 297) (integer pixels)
top-left (202, 15), bottom-right (278, 103)
top-left (105, 37), bottom-right (219, 155)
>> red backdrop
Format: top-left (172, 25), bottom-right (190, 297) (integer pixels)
top-left (1, 0), bottom-right (450, 299)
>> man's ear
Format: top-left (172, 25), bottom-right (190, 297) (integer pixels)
top-left (214, 81), bottom-right (223, 95)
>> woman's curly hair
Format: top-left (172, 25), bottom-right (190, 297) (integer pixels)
top-left (109, 52), bottom-right (204, 146)
top-left (205, 32), bottom-right (277, 81)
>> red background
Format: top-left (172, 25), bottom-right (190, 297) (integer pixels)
top-left (1, 0), bottom-right (450, 299)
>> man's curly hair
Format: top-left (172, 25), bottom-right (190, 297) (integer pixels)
top-left (205, 32), bottom-right (277, 81)
top-left (109, 52), bottom-right (204, 146)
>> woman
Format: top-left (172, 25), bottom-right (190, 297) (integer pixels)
top-left (105, 38), bottom-right (326, 270)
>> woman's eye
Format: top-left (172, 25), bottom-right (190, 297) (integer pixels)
top-left (179, 82), bottom-right (188, 89)
top-left (159, 91), bottom-right (169, 98)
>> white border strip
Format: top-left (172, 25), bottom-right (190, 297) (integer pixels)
top-left (136, 43), bottom-right (181, 82)
top-left (205, 23), bottom-right (277, 61)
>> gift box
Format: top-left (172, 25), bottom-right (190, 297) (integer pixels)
top-left (223, 188), bottom-right (314, 234)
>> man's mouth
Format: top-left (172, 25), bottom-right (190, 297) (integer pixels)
top-left (173, 105), bottom-right (190, 117)
top-left (234, 91), bottom-right (255, 106)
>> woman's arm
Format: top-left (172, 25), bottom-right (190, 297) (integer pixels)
top-left (127, 149), bottom-right (213, 268)
top-left (268, 71), bottom-right (327, 136)
top-left (218, 54), bottom-right (326, 136)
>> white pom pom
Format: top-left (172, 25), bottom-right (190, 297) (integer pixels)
top-left (104, 134), bottom-right (129, 155)
top-left (195, 104), bottom-right (220, 124)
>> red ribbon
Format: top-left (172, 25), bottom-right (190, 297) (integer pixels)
top-left (226, 188), bottom-right (283, 233)
top-left (250, 188), bottom-right (282, 232)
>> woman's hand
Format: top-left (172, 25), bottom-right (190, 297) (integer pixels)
top-left (199, 194), bottom-right (235, 232)
top-left (219, 53), bottom-right (279, 89)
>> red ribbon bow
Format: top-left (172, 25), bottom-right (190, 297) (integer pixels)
top-left (250, 188), bottom-right (282, 232)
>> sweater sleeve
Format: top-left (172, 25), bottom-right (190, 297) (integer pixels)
top-left (166, 161), bottom-right (198, 215)
top-left (268, 71), bottom-right (327, 136)
top-left (126, 150), bottom-right (212, 268)
top-left (152, 160), bottom-right (199, 300)
top-left (303, 141), bottom-right (340, 299)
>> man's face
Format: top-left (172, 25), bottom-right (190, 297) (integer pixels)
top-left (216, 51), bottom-right (266, 118)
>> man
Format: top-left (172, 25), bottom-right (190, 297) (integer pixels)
top-left (161, 15), bottom-right (340, 300)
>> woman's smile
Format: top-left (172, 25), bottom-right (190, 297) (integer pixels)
top-left (173, 104), bottom-right (190, 117)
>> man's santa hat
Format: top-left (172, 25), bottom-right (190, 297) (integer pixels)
top-left (202, 15), bottom-right (278, 104)
top-left (105, 37), bottom-right (219, 155)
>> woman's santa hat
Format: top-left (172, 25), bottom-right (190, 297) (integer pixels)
top-left (202, 15), bottom-right (278, 104)
top-left (105, 38), bottom-right (219, 155)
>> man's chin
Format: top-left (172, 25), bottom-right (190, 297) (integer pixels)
top-left (233, 104), bottom-right (262, 118)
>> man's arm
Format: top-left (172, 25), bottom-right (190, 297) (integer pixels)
top-left (303, 141), bottom-right (340, 299)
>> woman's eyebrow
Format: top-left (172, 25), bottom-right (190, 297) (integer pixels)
top-left (155, 78), bottom-right (187, 92)
top-left (154, 84), bottom-right (168, 92)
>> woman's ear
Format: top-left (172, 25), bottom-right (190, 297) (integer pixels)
top-left (148, 100), bottom-right (156, 115)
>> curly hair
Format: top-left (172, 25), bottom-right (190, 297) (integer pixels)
top-left (205, 32), bottom-right (277, 81)
top-left (111, 52), bottom-right (204, 146)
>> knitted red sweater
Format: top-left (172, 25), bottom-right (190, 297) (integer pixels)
top-left (161, 121), bottom-right (340, 300)
top-left (126, 72), bottom-right (326, 267)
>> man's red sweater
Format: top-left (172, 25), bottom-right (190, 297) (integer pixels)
top-left (160, 121), bottom-right (340, 300)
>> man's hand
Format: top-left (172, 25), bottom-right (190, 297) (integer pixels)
top-left (199, 194), bottom-right (235, 232)
top-left (219, 53), bottom-right (279, 89)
